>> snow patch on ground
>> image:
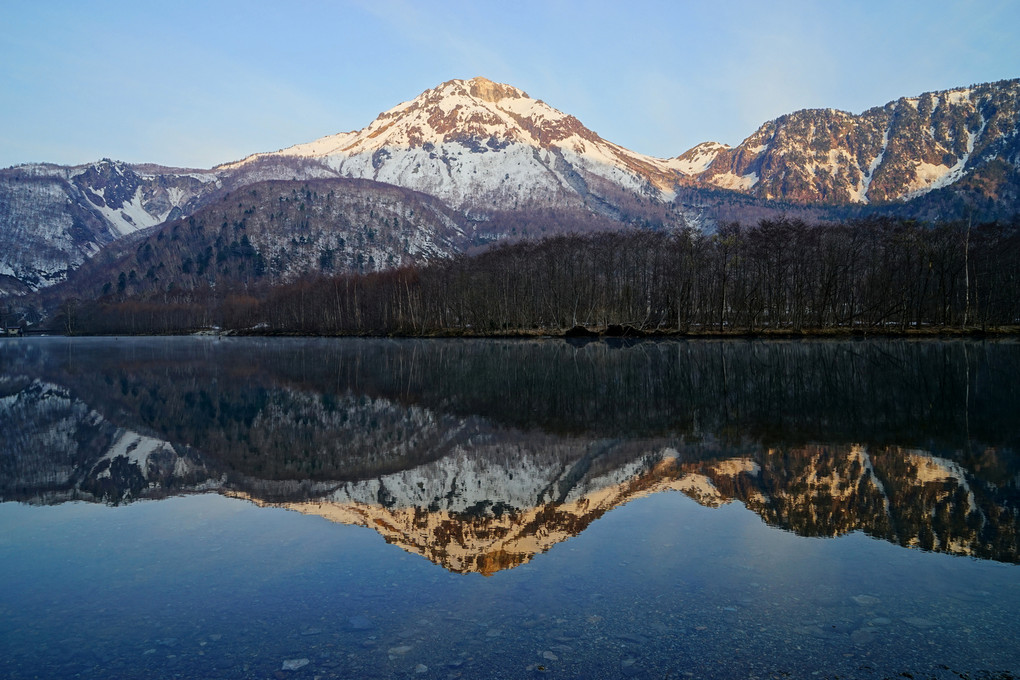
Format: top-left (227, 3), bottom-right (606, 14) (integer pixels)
top-left (902, 114), bottom-right (986, 200)
top-left (93, 186), bottom-right (163, 235)
top-left (947, 88), bottom-right (972, 105)
top-left (710, 171), bottom-right (759, 191)
top-left (901, 161), bottom-right (954, 199)
top-left (667, 142), bottom-right (730, 175)
top-left (857, 126), bottom-right (891, 203)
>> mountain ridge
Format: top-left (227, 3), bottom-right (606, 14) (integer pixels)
top-left (228, 76), bottom-right (1020, 209)
top-left (695, 79), bottom-right (1020, 205)
top-left (2, 76), bottom-right (1018, 301)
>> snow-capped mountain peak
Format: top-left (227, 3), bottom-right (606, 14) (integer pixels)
top-left (209, 76), bottom-right (1020, 214)
top-left (224, 77), bottom-right (682, 211)
top-left (277, 76), bottom-right (586, 155)
top-left (666, 141), bottom-right (731, 175)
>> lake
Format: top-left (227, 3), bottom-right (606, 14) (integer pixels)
top-left (1, 336), bottom-right (1018, 679)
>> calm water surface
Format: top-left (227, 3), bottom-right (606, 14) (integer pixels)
top-left (1, 337), bottom-right (1018, 679)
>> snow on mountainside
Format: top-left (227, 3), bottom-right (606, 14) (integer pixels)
top-left (0, 160), bottom-right (219, 292)
top-left (223, 77), bottom-right (683, 213)
top-left (223, 76), bottom-right (1020, 211)
top-left (690, 79), bottom-right (1020, 204)
top-left (38, 178), bottom-right (469, 308)
top-left (667, 141), bottom-right (731, 175)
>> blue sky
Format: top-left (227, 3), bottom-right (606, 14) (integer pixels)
top-left (2, 0), bottom-right (1018, 169)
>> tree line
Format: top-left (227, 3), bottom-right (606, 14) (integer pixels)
top-left (60, 216), bottom-right (1020, 335)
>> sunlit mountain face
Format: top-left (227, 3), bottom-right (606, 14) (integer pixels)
top-left (2, 337), bottom-right (1018, 572)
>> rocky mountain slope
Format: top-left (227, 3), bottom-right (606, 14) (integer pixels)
top-left (33, 178), bottom-right (468, 309)
top-left (689, 79), bottom-right (1020, 206)
top-left (0, 160), bottom-right (219, 294)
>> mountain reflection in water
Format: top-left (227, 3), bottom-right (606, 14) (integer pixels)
top-left (1, 337), bottom-right (1018, 571)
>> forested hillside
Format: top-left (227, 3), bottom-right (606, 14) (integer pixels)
top-left (59, 216), bottom-right (1020, 336)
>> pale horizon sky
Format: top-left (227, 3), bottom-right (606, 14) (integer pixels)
top-left (2, 0), bottom-right (1018, 169)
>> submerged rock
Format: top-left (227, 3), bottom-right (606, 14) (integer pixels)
top-left (903, 617), bottom-right (936, 628)
top-left (348, 615), bottom-right (374, 630)
top-left (281, 658), bottom-right (309, 671)
top-left (850, 628), bottom-right (876, 646)
top-left (621, 657), bottom-right (642, 677)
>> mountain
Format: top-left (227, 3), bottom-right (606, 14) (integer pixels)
top-left (223, 77), bottom-right (686, 218)
top-left (234, 76), bottom-right (1020, 215)
top-left (2, 76), bottom-right (1019, 304)
top-left (0, 78), bottom-right (695, 299)
top-left (31, 177), bottom-right (468, 310)
top-left (687, 79), bottom-right (1020, 207)
top-left (0, 160), bottom-right (219, 294)
top-left (240, 441), bottom-right (1019, 572)
top-left (0, 158), bottom-right (375, 298)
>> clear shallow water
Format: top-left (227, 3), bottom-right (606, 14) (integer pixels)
top-left (1, 337), bottom-right (1018, 679)
top-left (4, 493), bottom-right (1019, 680)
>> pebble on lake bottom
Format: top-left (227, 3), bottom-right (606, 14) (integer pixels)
top-left (851, 595), bottom-right (880, 606)
top-left (903, 617), bottom-right (936, 628)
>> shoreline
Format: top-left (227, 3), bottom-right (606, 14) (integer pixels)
top-left (26, 324), bottom-right (1020, 340)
